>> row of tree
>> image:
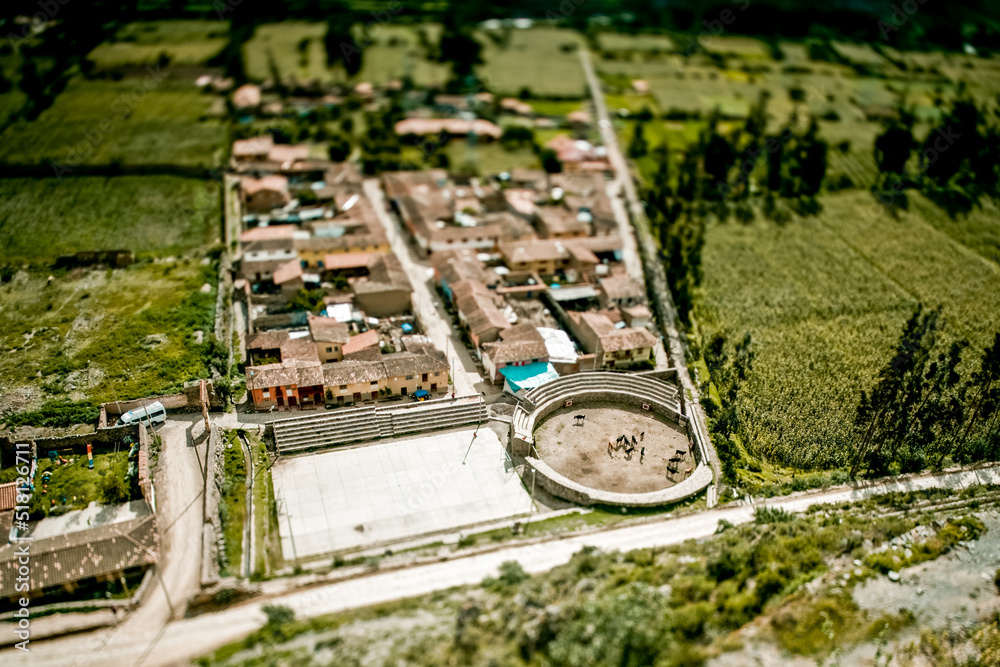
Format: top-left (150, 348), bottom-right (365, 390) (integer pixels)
top-left (632, 97), bottom-right (829, 206)
top-left (850, 306), bottom-right (1000, 476)
top-left (873, 95), bottom-right (1000, 211)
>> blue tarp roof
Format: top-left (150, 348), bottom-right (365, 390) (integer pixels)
top-left (500, 362), bottom-right (559, 394)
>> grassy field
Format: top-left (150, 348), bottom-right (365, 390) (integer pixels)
top-left (28, 449), bottom-right (131, 517)
top-left (0, 175), bottom-right (220, 261)
top-left (220, 430), bottom-right (247, 577)
top-left (476, 27), bottom-right (587, 98)
top-left (443, 140), bottom-right (538, 175)
top-left (354, 23), bottom-right (449, 88)
top-left (88, 20), bottom-right (227, 68)
top-left (0, 77), bottom-right (225, 167)
top-left (697, 190), bottom-right (1000, 469)
top-left (0, 261), bottom-right (218, 414)
top-left (244, 22), bottom-right (339, 84)
top-left (596, 32), bottom-right (675, 53)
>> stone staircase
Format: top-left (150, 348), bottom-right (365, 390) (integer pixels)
top-left (271, 396), bottom-right (488, 454)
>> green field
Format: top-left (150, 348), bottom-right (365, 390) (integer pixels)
top-left (476, 27), bottom-right (588, 98)
top-left (244, 22), bottom-right (339, 84)
top-left (29, 450), bottom-right (132, 517)
top-left (354, 23), bottom-right (449, 87)
top-left (697, 190), bottom-right (1000, 469)
top-left (0, 261), bottom-right (218, 413)
top-left (88, 20), bottom-right (228, 68)
top-left (0, 77), bottom-right (225, 167)
top-left (0, 175), bottom-right (220, 260)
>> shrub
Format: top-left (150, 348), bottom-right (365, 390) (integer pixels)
top-left (262, 604), bottom-right (295, 627)
top-left (754, 506), bottom-right (795, 524)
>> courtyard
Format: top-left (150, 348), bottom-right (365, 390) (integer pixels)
top-left (271, 427), bottom-right (535, 558)
top-left (533, 403), bottom-right (694, 494)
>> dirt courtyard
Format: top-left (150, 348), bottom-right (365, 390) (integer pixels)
top-left (532, 402), bottom-right (694, 494)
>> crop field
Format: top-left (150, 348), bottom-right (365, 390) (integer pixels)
top-left (0, 51), bottom-right (29, 125)
top-left (354, 23), bottom-right (449, 88)
top-left (595, 32), bottom-right (675, 53)
top-left (88, 20), bottom-right (228, 68)
top-left (0, 175), bottom-right (220, 261)
top-left (697, 190), bottom-right (1000, 469)
top-left (244, 22), bottom-right (339, 84)
top-left (476, 27), bottom-right (587, 98)
top-left (0, 261), bottom-right (218, 414)
top-left (698, 35), bottom-right (771, 59)
top-left (0, 77), bottom-right (225, 167)
top-left (443, 140), bottom-right (539, 175)
top-left (830, 41), bottom-right (893, 69)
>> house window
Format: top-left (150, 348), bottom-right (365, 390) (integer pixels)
top-left (340, 384), bottom-right (348, 389)
top-left (262, 390), bottom-right (270, 399)
top-left (370, 381), bottom-right (378, 386)
top-left (421, 374), bottom-right (428, 381)
top-left (405, 375), bottom-right (414, 380)
top-left (334, 346), bottom-right (339, 351)
top-left (326, 347), bottom-right (333, 353)
top-left (531, 358), bottom-right (538, 363)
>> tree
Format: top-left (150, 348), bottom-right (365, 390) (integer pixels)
top-left (540, 149), bottom-right (562, 174)
top-left (324, 12), bottom-right (363, 77)
top-left (850, 305), bottom-right (942, 476)
top-left (874, 123), bottom-right (914, 175)
top-left (703, 129), bottom-right (736, 198)
top-left (327, 133), bottom-right (351, 162)
top-left (628, 121), bottom-right (649, 159)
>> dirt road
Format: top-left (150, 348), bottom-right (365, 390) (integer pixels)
top-left (579, 49), bottom-right (720, 496)
top-left (363, 179), bottom-right (484, 397)
top-left (13, 463), bottom-right (999, 666)
top-left (15, 416), bottom-right (209, 667)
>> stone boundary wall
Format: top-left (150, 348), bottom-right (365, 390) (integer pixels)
top-left (525, 457), bottom-right (714, 507)
top-left (0, 423), bottom-right (139, 465)
top-left (513, 389), bottom-right (687, 458)
top-left (202, 425), bottom-right (223, 588)
top-left (512, 385), bottom-right (713, 507)
top-left (102, 380), bottom-right (221, 418)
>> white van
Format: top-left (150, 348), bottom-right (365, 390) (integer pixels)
top-left (118, 401), bottom-right (167, 426)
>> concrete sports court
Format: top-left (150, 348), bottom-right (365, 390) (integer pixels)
top-left (272, 427), bottom-right (535, 558)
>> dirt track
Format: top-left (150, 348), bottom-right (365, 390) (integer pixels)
top-left (533, 403), bottom-right (694, 493)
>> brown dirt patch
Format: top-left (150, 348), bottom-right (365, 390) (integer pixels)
top-left (532, 402), bottom-right (694, 494)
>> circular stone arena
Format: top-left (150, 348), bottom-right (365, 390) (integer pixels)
top-left (532, 402), bottom-right (695, 494)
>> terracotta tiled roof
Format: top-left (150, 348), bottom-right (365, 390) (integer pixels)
top-left (308, 315), bottom-right (350, 344)
top-left (272, 259), bottom-right (303, 285)
top-left (351, 254), bottom-right (412, 295)
top-left (322, 360), bottom-right (386, 386)
top-left (379, 353), bottom-right (449, 378)
top-left (600, 327), bottom-right (658, 353)
top-left (246, 330), bottom-right (289, 351)
top-left (242, 175), bottom-right (289, 195)
top-left (232, 135), bottom-right (273, 158)
top-left (0, 513), bottom-right (158, 598)
top-left (246, 360), bottom-right (324, 390)
top-left (342, 330), bottom-right (380, 359)
top-left (600, 275), bottom-right (645, 301)
top-left (0, 483), bottom-right (16, 512)
top-left (483, 325), bottom-right (548, 365)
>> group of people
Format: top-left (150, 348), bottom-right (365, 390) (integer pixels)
top-left (607, 431), bottom-right (646, 462)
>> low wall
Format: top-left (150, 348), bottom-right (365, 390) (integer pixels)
top-left (525, 457), bottom-right (713, 507)
top-left (513, 389), bottom-right (687, 459)
top-left (0, 424), bottom-right (139, 463)
top-left (202, 425), bottom-right (223, 588)
top-left (103, 380), bottom-right (221, 417)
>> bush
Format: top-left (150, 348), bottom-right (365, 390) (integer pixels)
top-left (4, 401), bottom-right (100, 428)
top-left (262, 604), bottom-right (295, 627)
top-left (754, 506), bottom-right (795, 524)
